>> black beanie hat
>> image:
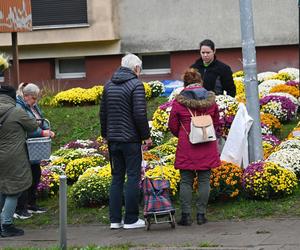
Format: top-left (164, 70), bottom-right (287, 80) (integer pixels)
top-left (0, 85), bottom-right (16, 100)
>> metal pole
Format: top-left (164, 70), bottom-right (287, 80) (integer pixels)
top-left (59, 175), bottom-right (67, 250)
top-left (11, 32), bottom-right (19, 89)
top-left (239, 0), bottom-right (263, 162)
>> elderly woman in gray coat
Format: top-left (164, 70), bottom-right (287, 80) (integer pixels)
top-left (0, 85), bottom-right (38, 237)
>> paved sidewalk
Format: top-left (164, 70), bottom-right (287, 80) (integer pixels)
top-left (1, 218), bottom-right (300, 249)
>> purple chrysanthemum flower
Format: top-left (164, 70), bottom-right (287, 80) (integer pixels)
top-left (260, 95), bottom-right (297, 120)
top-left (285, 80), bottom-right (299, 87)
top-left (262, 135), bottom-right (281, 146)
top-left (242, 160), bottom-right (265, 189)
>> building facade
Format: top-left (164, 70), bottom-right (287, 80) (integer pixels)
top-left (0, 0), bottom-right (298, 89)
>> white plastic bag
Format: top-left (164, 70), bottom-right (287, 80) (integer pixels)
top-left (221, 103), bottom-right (253, 167)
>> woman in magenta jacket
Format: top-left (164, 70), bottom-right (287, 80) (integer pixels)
top-left (168, 68), bottom-right (221, 226)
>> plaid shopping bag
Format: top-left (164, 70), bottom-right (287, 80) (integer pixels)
top-left (143, 177), bottom-right (174, 215)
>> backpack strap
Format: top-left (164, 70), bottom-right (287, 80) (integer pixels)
top-left (187, 108), bottom-right (197, 117)
top-left (0, 107), bottom-right (14, 128)
top-left (181, 108), bottom-right (197, 136)
top-left (180, 121), bottom-right (188, 136)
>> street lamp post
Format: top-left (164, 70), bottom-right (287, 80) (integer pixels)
top-left (239, 0), bottom-right (263, 162)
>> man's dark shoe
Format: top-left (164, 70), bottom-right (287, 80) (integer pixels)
top-left (177, 213), bottom-right (192, 226)
top-left (197, 213), bottom-right (207, 225)
top-left (1, 224), bottom-right (24, 237)
top-left (27, 205), bottom-right (47, 214)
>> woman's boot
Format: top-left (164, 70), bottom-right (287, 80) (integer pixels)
top-left (196, 213), bottom-right (207, 225)
top-left (177, 213), bottom-right (192, 226)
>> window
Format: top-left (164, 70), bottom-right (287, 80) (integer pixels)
top-left (55, 58), bottom-right (86, 79)
top-left (139, 53), bottom-right (171, 75)
top-left (31, 0), bottom-right (88, 29)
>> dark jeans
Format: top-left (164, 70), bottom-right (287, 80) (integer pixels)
top-left (108, 142), bottom-right (142, 224)
top-left (16, 164), bottom-right (41, 211)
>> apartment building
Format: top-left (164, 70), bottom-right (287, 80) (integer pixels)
top-left (0, 0), bottom-right (298, 89)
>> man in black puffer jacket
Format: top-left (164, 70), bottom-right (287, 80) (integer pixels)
top-left (100, 53), bottom-right (152, 230)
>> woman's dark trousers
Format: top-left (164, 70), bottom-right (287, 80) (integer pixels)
top-left (16, 163), bottom-right (41, 211)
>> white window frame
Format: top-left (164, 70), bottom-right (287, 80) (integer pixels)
top-left (33, 23), bottom-right (89, 31)
top-left (141, 68), bottom-right (171, 75)
top-left (55, 58), bottom-right (86, 79)
top-left (139, 53), bottom-right (171, 75)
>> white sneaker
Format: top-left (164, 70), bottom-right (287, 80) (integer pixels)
top-left (13, 211), bottom-right (33, 220)
top-left (123, 219), bottom-right (145, 229)
top-left (110, 220), bottom-right (124, 229)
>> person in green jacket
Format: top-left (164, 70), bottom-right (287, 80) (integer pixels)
top-left (0, 85), bottom-right (38, 237)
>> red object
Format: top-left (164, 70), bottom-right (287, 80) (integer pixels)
top-left (168, 98), bottom-right (221, 171)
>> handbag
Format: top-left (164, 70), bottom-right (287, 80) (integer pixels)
top-left (26, 119), bottom-right (52, 162)
top-left (181, 108), bottom-right (216, 144)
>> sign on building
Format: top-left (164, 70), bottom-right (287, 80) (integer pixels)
top-left (0, 0), bottom-right (32, 32)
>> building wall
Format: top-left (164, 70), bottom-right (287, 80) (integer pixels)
top-left (118, 0), bottom-right (298, 53)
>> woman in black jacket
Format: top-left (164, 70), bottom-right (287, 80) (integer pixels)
top-left (191, 39), bottom-right (236, 97)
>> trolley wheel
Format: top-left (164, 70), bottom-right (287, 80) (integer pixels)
top-left (146, 218), bottom-right (151, 231)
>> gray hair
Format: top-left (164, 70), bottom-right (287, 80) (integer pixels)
top-left (17, 82), bottom-right (40, 98)
top-left (121, 53), bottom-right (142, 71)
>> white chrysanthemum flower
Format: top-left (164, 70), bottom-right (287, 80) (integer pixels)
top-left (259, 79), bottom-right (286, 97)
top-left (261, 101), bottom-right (287, 121)
top-left (148, 80), bottom-right (165, 97)
top-left (76, 148), bottom-right (98, 155)
top-left (261, 124), bottom-right (273, 135)
top-left (215, 95), bottom-right (238, 111)
top-left (277, 139), bottom-right (300, 151)
top-left (267, 148), bottom-right (300, 174)
top-left (257, 72), bottom-right (277, 83)
top-left (150, 128), bottom-right (164, 146)
top-left (46, 165), bottom-right (65, 175)
top-left (49, 155), bottom-right (61, 161)
top-left (278, 68), bottom-right (299, 80)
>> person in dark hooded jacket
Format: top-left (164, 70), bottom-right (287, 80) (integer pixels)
top-left (0, 85), bottom-right (38, 237)
top-left (100, 53), bottom-right (152, 230)
top-left (168, 68), bottom-right (221, 226)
